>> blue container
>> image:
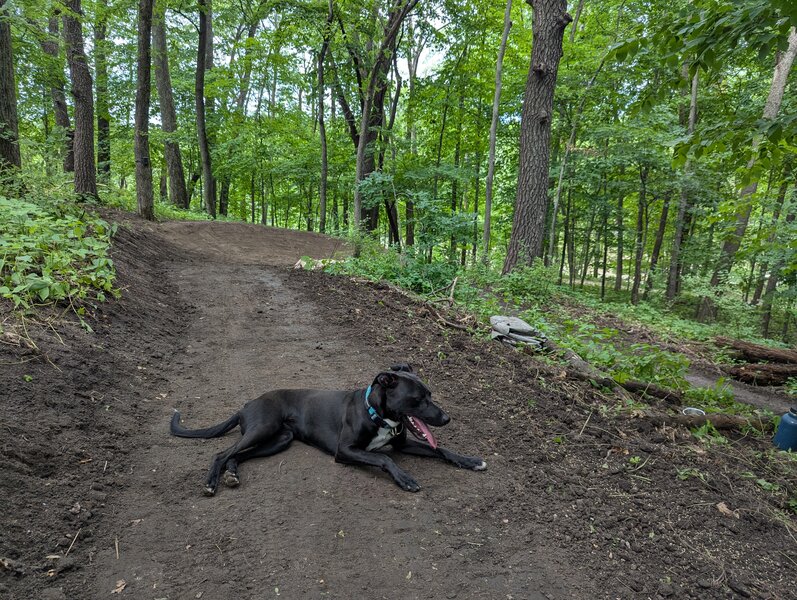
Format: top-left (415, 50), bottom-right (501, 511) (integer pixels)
top-left (773, 407), bottom-right (797, 451)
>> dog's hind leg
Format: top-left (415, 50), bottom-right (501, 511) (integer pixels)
top-left (204, 423), bottom-right (282, 496)
top-left (223, 429), bottom-right (294, 488)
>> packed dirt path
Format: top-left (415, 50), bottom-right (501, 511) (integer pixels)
top-left (4, 218), bottom-right (796, 600)
top-left (86, 221), bottom-right (580, 599)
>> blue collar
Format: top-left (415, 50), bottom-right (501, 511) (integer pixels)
top-left (364, 385), bottom-right (390, 428)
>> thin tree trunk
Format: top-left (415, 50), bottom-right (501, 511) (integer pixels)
top-left (752, 162), bottom-right (791, 304)
top-left (196, 0), bottom-right (214, 217)
top-left (42, 16), bottom-right (73, 172)
top-left (352, 0), bottom-right (419, 228)
top-left (318, 0), bottom-right (333, 233)
top-left (95, 0), bottom-right (111, 183)
top-left (0, 0), bottom-right (20, 170)
top-left (503, 0), bottom-right (572, 273)
top-left (63, 0), bottom-right (97, 198)
top-left (600, 208), bottom-right (609, 300)
top-left (134, 0), bottom-right (155, 220)
top-left (219, 178), bottom-right (230, 216)
top-left (569, 0), bottom-right (584, 43)
top-left (630, 165), bottom-right (649, 304)
top-left (762, 206), bottom-right (795, 337)
top-left (643, 192), bottom-right (671, 300)
top-left (153, 0), bottom-right (189, 207)
top-left (484, 0), bottom-right (512, 260)
top-left (666, 68), bottom-right (698, 300)
top-left (547, 52), bottom-right (607, 265)
top-left (614, 178), bottom-right (625, 292)
top-left (699, 27), bottom-right (797, 321)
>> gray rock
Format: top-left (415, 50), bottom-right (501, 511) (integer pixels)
top-left (490, 315), bottom-right (535, 335)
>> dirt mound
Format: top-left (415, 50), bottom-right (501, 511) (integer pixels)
top-left (1, 216), bottom-right (795, 600)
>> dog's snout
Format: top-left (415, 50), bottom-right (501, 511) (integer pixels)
top-left (440, 412), bottom-right (450, 426)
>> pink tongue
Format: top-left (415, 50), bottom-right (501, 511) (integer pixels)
top-left (410, 417), bottom-right (437, 449)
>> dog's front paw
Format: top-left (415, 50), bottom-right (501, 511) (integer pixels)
top-left (203, 484), bottom-right (217, 496)
top-left (395, 473), bottom-right (421, 493)
top-left (456, 456), bottom-right (487, 471)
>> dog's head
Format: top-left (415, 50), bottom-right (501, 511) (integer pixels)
top-left (372, 365), bottom-right (449, 448)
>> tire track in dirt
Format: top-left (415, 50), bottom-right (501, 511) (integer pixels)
top-left (89, 222), bottom-right (581, 600)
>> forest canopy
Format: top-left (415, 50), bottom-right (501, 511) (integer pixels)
top-left (1, 0), bottom-right (796, 339)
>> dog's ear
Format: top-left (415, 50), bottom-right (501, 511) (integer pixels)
top-left (376, 372), bottom-right (399, 388)
top-left (390, 363), bottom-right (413, 373)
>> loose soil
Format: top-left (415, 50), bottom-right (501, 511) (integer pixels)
top-left (2, 216), bottom-right (796, 600)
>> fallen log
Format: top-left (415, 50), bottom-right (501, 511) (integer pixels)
top-left (536, 340), bottom-right (681, 404)
top-left (715, 337), bottom-right (797, 365)
top-left (640, 411), bottom-right (774, 433)
top-left (726, 362), bottom-right (797, 386)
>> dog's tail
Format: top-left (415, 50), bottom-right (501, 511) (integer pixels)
top-left (170, 410), bottom-right (240, 438)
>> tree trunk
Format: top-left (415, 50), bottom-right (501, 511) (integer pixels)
top-left (219, 178), bottom-right (230, 216)
top-left (666, 68), bottom-right (698, 300)
top-left (63, 0), bottom-right (97, 198)
top-left (196, 0), bottom-right (214, 217)
top-left (568, 0), bottom-right (584, 43)
top-left (42, 16), bottom-right (74, 172)
top-left (700, 27), bottom-right (797, 320)
top-left (484, 0), bottom-right (512, 260)
top-left (153, 0), bottom-right (189, 207)
top-left (352, 0), bottom-right (419, 228)
top-left (630, 165), bottom-right (649, 304)
top-left (0, 0), bottom-right (20, 171)
top-left (318, 0), bottom-right (333, 233)
top-left (642, 192), bottom-right (670, 301)
top-left (503, 0), bottom-right (571, 273)
top-left (762, 209), bottom-right (795, 337)
top-left (752, 162), bottom-right (791, 305)
top-left (95, 0), bottom-right (111, 183)
top-left (547, 53), bottom-right (607, 266)
top-left (715, 336), bottom-right (797, 364)
top-left (134, 0), bottom-right (155, 220)
top-left (614, 179), bottom-right (625, 292)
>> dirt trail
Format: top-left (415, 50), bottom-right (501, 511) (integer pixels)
top-left (88, 221), bottom-right (577, 600)
top-left (4, 219), bottom-right (796, 600)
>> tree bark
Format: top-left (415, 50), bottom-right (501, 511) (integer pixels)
top-left (95, 0), bottom-right (111, 183)
top-left (630, 165), bottom-right (649, 304)
top-left (63, 0), bottom-right (98, 198)
top-left (134, 0), bottom-right (155, 220)
top-left (642, 192), bottom-right (670, 300)
top-left (614, 175), bottom-right (625, 291)
top-left (666, 68), bottom-right (698, 300)
top-left (153, 0), bottom-right (189, 207)
top-left (715, 336), bottom-right (797, 364)
top-left (761, 210), bottom-right (795, 337)
top-left (547, 53), bottom-right (607, 266)
top-left (351, 0), bottom-right (419, 229)
top-left (196, 0), bottom-right (214, 217)
top-left (0, 0), bottom-right (20, 171)
top-left (503, 0), bottom-right (571, 273)
top-left (727, 362), bottom-right (797, 386)
top-left (41, 16), bottom-right (74, 172)
top-left (568, 0), bottom-right (584, 43)
top-left (318, 0), bottom-right (333, 233)
top-left (699, 27), bottom-right (797, 320)
top-left (484, 0), bottom-right (512, 260)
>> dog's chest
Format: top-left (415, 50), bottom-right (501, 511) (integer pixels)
top-left (366, 419), bottom-right (401, 451)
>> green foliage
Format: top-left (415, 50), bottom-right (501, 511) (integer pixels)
top-left (558, 318), bottom-right (690, 388)
top-left (0, 196), bottom-right (118, 309)
top-left (327, 234), bottom-right (459, 295)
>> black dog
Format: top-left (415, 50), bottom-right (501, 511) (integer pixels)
top-left (170, 365), bottom-right (486, 495)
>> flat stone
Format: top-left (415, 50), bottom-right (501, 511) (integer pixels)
top-left (490, 315), bottom-right (535, 335)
